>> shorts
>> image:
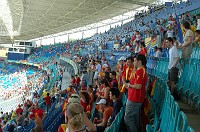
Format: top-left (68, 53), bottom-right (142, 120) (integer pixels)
top-left (168, 67), bottom-right (179, 82)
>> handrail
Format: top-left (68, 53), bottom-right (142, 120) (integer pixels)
top-left (60, 56), bottom-right (78, 75)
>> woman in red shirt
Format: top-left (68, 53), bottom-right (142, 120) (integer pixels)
top-left (79, 90), bottom-right (90, 113)
top-left (139, 41), bottom-right (147, 56)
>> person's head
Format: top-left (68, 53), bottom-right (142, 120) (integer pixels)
top-left (47, 93), bottom-right (50, 96)
top-left (100, 79), bottom-right (110, 87)
top-left (33, 103), bottom-right (38, 109)
top-left (136, 31), bottom-right (140, 35)
top-left (81, 91), bottom-right (90, 104)
top-left (140, 41), bottom-right (145, 48)
top-left (195, 30), bottom-right (200, 37)
top-left (110, 71), bottom-right (116, 79)
top-left (196, 13), bottom-right (200, 19)
top-left (166, 37), bottom-right (174, 47)
top-left (134, 54), bottom-right (147, 68)
top-left (109, 88), bottom-right (120, 101)
top-left (126, 56), bottom-right (134, 68)
top-left (71, 76), bottom-right (74, 79)
top-left (96, 99), bottom-right (107, 110)
top-left (88, 85), bottom-right (93, 92)
top-left (65, 103), bottom-right (85, 131)
top-left (158, 48), bottom-right (162, 52)
top-left (154, 46), bottom-right (158, 52)
top-left (182, 21), bottom-right (191, 30)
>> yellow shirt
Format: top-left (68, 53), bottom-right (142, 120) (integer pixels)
top-left (43, 91), bottom-right (47, 98)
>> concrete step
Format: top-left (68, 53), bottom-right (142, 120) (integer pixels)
top-left (177, 100), bottom-right (200, 131)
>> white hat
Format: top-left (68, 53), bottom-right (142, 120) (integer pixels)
top-left (96, 99), bottom-right (106, 105)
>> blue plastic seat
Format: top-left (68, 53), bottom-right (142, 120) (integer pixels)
top-left (186, 126), bottom-right (195, 132)
top-left (175, 111), bottom-right (188, 132)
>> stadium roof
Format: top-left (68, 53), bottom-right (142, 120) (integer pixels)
top-left (0, 0), bottom-right (156, 44)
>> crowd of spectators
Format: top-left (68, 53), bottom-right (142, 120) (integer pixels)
top-left (1, 0), bottom-right (200, 132)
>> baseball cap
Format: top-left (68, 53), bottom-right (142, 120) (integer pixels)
top-left (96, 99), bottom-right (106, 105)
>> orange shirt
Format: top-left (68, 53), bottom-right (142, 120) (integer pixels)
top-left (128, 67), bottom-right (148, 103)
top-left (103, 106), bottom-right (113, 122)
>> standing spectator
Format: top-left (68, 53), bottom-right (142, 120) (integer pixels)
top-left (71, 76), bottom-right (76, 86)
top-left (178, 21), bottom-right (194, 58)
top-left (166, 37), bottom-right (179, 96)
top-left (109, 71), bottom-right (118, 88)
top-left (124, 54), bottom-right (148, 132)
top-left (134, 41), bottom-right (141, 55)
top-left (75, 74), bottom-right (81, 88)
top-left (167, 25), bottom-right (174, 38)
top-left (93, 60), bottom-right (101, 81)
top-left (121, 56), bottom-right (135, 93)
top-left (44, 93), bottom-right (51, 113)
top-left (139, 41), bottom-right (147, 56)
top-left (16, 104), bottom-right (23, 116)
top-left (107, 88), bottom-right (122, 126)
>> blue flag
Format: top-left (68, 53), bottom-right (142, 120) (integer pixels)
top-left (175, 14), bottom-right (184, 43)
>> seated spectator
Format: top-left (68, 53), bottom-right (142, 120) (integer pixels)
top-left (98, 79), bottom-right (110, 101)
top-left (79, 90), bottom-right (91, 114)
top-left (88, 85), bottom-right (94, 105)
top-left (94, 99), bottom-right (113, 131)
top-left (107, 88), bottom-right (122, 126)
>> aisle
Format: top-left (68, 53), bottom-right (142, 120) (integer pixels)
top-left (61, 71), bottom-right (71, 91)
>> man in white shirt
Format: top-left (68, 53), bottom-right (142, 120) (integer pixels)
top-left (93, 60), bottom-right (101, 81)
top-left (166, 37), bottom-right (179, 95)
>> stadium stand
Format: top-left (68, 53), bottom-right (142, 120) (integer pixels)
top-left (1, 0), bottom-right (200, 132)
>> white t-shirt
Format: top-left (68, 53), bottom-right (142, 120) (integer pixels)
top-left (167, 30), bottom-right (174, 38)
top-left (168, 46), bottom-right (179, 69)
top-left (155, 51), bottom-right (162, 58)
top-left (95, 64), bottom-right (101, 73)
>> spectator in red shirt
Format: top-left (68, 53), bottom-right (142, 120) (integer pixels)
top-left (16, 104), bottom-right (23, 116)
top-left (28, 103), bottom-right (46, 130)
top-left (75, 74), bottom-right (80, 86)
top-left (124, 54), bottom-right (148, 132)
top-left (71, 76), bottom-right (76, 86)
top-left (109, 71), bottom-right (118, 88)
top-left (44, 93), bottom-right (51, 112)
top-left (139, 41), bottom-right (147, 57)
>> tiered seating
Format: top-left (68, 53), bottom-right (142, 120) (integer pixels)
top-left (146, 78), bottom-right (194, 132)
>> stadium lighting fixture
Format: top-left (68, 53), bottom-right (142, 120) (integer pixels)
top-left (0, 0), bottom-right (14, 38)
